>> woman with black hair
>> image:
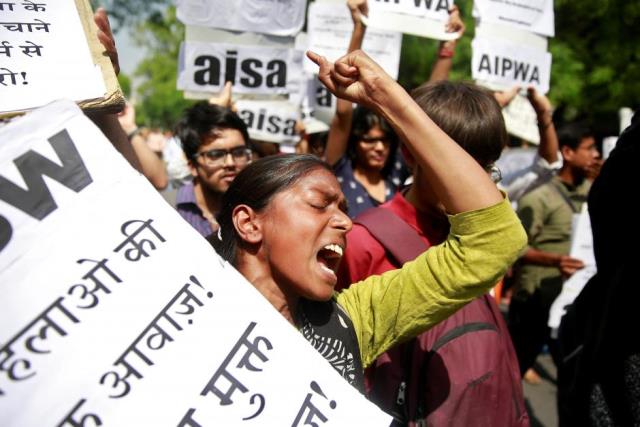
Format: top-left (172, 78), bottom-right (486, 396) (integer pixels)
top-left (208, 50), bottom-right (527, 392)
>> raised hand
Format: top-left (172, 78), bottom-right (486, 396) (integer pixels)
top-left (94, 8), bottom-right (119, 75)
top-left (494, 86), bottom-right (520, 108)
top-left (347, 0), bottom-right (369, 24)
top-left (306, 49), bottom-right (395, 111)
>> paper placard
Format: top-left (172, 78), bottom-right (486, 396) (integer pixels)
top-left (369, 0), bottom-right (452, 21)
top-left (175, 0), bottom-right (307, 37)
top-left (548, 204), bottom-right (596, 332)
top-left (502, 93), bottom-right (541, 144)
top-left (0, 0), bottom-right (106, 114)
top-left (473, 0), bottom-right (555, 37)
top-left (472, 35), bottom-right (551, 94)
top-left (0, 100), bottom-right (391, 426)
top-left (305, 2), bottom-right (402, 79)
top-left (178, 41), bottom-right (303, 96)
top-left (236, 100), bottom-right (301, 144)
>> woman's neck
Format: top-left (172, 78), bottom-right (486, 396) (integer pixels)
top-left (353, 165), bottom-right (386, 202)
top-left (236, 257), bottom-right (299, 325)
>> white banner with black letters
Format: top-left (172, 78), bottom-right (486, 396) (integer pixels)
top-left (472, 35), bottom-right (551, 94)
top-left (365, 0), bottom-right (457, 39)
top-left (236, 100), bottom-right (301, 144)
top-left (175, 0), bottom-right (307, 37)
top-left (0, 100), bottom-right (391, 426)
top-left (306, 2), bottom-right (402, 79)
top-left (473, 0), bottom-right (555, 37)
top-left (178, 41), bottom-right (303, 96)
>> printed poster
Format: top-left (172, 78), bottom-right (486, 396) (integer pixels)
top-left (0, 100), bottom-right (392, 426)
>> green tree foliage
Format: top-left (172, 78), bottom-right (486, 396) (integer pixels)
top-left (399, 0), bottom-right (639, 133)
top-left (131, 7), bottom-right (193, 130)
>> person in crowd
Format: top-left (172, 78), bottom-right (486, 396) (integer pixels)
top-left (496, 87), bottom-right (563, 206)
top-left (508, 122), bottom-right (600, 380)
top-left (556, 111), bottom-right (639, 427)
top-left (207, 48), bottom-right (526, 394)
top-left (174, 102), bottom-right (253, 237)
top-left (337, 80), bottom-right (528, 426)
top-left (323, 0), bottom-right (405, 218)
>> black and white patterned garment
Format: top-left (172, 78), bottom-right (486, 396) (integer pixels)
top-left (297, 298), bottom-right (365, 393)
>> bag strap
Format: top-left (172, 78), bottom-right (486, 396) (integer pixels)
top-left (355, 207), bottom-right (430, 424)
top-left (355, 208), bottom-right (429, 265)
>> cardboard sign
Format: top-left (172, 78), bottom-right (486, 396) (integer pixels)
top-left (364, 0), bottom-right (457, 39)
top-left (472, 35), bottom-right (551, 94)
top-left (175, 0), bottom-right (307, 37)
top-left (0, 100), bottom-right (392, 426)
top-left (473, 0), bottom-right (555, 37)
top-left (306, 2), bottom-right (402, 79)
top-left (236, 100), bottom-right (301, 144)
top-left (178, 41), bottom-right (303, 96)
top-left (0, 0), bottom-right (105, 113)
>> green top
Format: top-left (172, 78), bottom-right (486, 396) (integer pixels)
top-left (514, 176), bottom-right (590, 298)
top-left (335, 196), bottom-right (527, 368)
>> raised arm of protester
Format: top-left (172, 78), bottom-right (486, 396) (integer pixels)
top-left (117, 103), bottom-right (169, 190)
top-left (87, 8), bottom-right (141, 172)
top-left (428, 5), bottom-right (465, 82)
top-left (308, 49), bottom-right (503, 213)
top-left (324, 0), bottom-right (368, 167)
top-left (528, 87), bottom-right (559, 165)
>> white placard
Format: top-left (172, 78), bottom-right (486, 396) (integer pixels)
top-left (473, 0), bottom-right (555, 37)
top-left (306, 2), bottom-right (402, 79)
top-left (175, 0), bottom-right (307, 37)
top-left (502, 93), bottom-right (541, 144)
top-left (364, 0), bottom-right (456, 39)
top-left (472, 36), bottom-right (551, 94)
top-left (178, 41), bottom-right (303, 96)
top-left (0, 100), bottom-right (392, 426)
top-left (236, 100), bottom-right (301, 144)
top-left (548, 204), bottom-right (596, 332)
top-left (369, 0), bottom-right (452, 21)
top-left (0, 0), bottom-right (105, 113)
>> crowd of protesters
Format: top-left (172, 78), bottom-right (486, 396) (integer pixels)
top-left (68, 3), bottom-right (640, 426)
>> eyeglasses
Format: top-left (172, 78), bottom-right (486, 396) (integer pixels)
top-left (360, 135), bottom-right (391, 145)
top-left (194, 146), bottom-right (252, 167)
top-left (486, 164), bottom-right (502, 184)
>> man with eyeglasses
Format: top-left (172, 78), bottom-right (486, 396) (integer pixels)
top-left (174, 102), bottom-right (253, 237)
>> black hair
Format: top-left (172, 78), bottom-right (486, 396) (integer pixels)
top-left (174, 102), bottom-right (250, 160)
top-left (210, 154), bottom-right (333, 265)
top-left (411, 81), bottom-right (508, 168)
top-left (557, 122), bottom-right (595, 151)
top-left (347, 106), bottom-right (399, 176)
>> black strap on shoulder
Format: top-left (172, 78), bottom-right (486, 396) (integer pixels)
top-left (355, 208), bottom-right (429, 265)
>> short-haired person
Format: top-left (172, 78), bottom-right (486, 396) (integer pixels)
top-left (174, 102), bottom-right (252, 237)
top-left (508, 122), bottom-right (600, 377)
top-left (208, 50), bottom-right (527, 393)
top-left (337, 81), bottom-right (528, 425)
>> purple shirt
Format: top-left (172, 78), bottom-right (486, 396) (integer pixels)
top-left (176, 181), bottom-right (214, 237)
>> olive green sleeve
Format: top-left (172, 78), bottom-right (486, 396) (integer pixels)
top-left (335, 196), bottom-right (527, 368)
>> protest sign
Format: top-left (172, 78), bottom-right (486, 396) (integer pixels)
top-left (473, 0), bottom-right (555, 37)
top-left (176, 0), bottom-right (307, 37)
top-left (178, 41), bottom-right (303, 96)
top-left (0, 0), bottom-right (108, 114)
top-left (364, 0), bottom-right (457, 39)
top-left (548, 204), bottom-right (596, 334)
top-left (502, 93), bottom-right (541, 144)
top-left (0, 100), bottom-right (392, 426)
top-left (472, 35), bottom-right (551, 94)
top-left (305, 2), bottom-right (402, 79)
top-left (236, 100), bottom-right (300, 144)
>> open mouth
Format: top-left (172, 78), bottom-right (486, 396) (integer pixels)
top-left (316, 243), bottom-right (344, 278)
